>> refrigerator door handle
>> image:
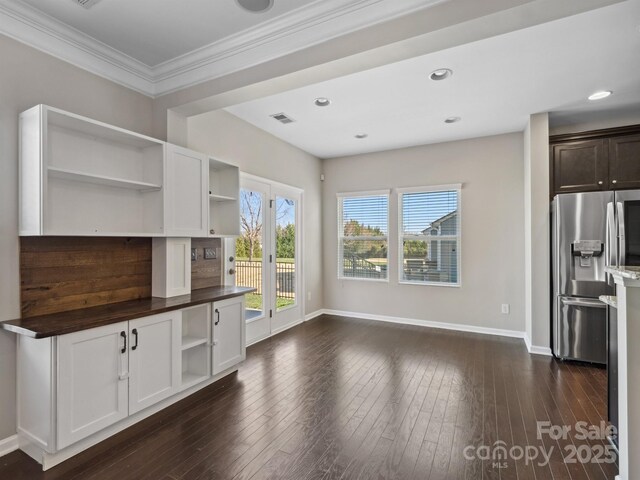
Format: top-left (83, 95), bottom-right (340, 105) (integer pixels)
top-left (560, 297), bottom-right (606, 308)
top-left (606, 202), bottom-right (617, 284)
top-left (617, 201), bottom-right (625, 266)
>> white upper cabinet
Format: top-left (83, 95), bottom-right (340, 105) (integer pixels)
top-left (165, 145), bottom-right (208, 237)
top-left (208, 158), bottom-right (240, 237)
top-left (18, 105), bottom-right (241, 238)
top-left (20, 105), bottom-right (165, 237)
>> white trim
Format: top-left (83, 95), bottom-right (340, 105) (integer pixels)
top-left (0, 434), bottom-right (19, 457)
top-left (324, 309), bottom-right (525, 339)
top-left (0, 0), bottom-right (444, 97)
top-left (305, 309), bottom-right (325, 322)
top-left (524, 332), bottom-right (553, 356)
top-left (336, 189), bottom-right (390, 198)
top-left (396, 183), bottom-right (463, 194)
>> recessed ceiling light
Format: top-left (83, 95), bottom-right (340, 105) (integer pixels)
top-left (235, 0), bottom-right (274, 13)
top-left (314, 97), bottom-right (331, 107)
top-left (355, 133), bottom-right (368, 139)
top-left (588, 90), bottom-right (612, 101)
top-left (444, 117), bottom-right (461, 124)
top-left (430, 68), bottom-right (453, 81)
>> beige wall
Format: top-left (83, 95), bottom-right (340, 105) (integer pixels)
top-left (524, 113), bottom-right (551, 350)
top-left (322, 133), bottom-right (526, 333)
top-left (186, 110), bottom-right (324, 315)
top-left (0, 34), bottom-right (154, 439)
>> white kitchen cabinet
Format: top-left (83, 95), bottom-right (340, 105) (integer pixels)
top-left (208, 158), bottom-right (240, 237)
top-left (212, 296), bottom-right (246, 375)
top-left (57, 322), bottom-right (129, 450)
top-left (128, 312), bottom-right (181, 414)
top-left (19, 105), bottom-right (165, 237)
top-left (165, 145), bottom-right (208, 237)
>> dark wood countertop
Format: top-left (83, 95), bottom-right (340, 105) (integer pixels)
top-left (0, 286), bottom-right (256, 338)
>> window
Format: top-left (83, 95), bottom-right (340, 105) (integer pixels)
top-left (398, 185), bottom-right (461, 286)
top-left (337, 191), bottom-right (389, 280)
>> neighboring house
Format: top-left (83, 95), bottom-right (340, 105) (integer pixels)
top-left (421, 211), bottom-right (458, 283)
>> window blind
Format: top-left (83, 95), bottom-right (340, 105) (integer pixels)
top-left (337, 193), bottom-right (389, 280)
top-left (399, 188), bottom-right (460, 285)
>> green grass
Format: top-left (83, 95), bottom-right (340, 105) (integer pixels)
top-left (245, 293), bottom-right (294, 311)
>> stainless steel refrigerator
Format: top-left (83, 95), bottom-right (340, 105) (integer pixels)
top-left (551, 190), bottom-right (640, 363)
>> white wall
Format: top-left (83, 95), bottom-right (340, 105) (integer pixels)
top-left (322, 133), bottom-right (525, 333)
top-left (524, 113), bottom-right (551, 351)
top-left (186, 110), bottom-right (324, 315)
top-left (0, 34), bottom-right (154, 440)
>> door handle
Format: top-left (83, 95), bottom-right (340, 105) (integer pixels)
top-left (120, 331), bottom-right (127, 354)
top-left (606, 202), bottom-right (617, 284)
top-left (560, 298), bottom-right (606, 308)
top-left (215, 308), bottom-right (220, 326)
top-left (617, 201), bottom-right (626, 266)
top-left (132, 328), bottom-right (138, 351)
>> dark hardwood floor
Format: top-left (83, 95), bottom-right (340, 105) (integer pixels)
top-left (0, 315), bottom-right (617, 480)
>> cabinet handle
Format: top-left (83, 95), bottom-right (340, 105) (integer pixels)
top-left (132, 328), bottom-right (138, 351)
top-left (612, 180), bottom-right (617, 184)
top-left (120, 331), bottom-right (127, 354)
top-left (215, 308), bottom-right (220, 326)
top-left (598, 181), bottom-right (604, 185)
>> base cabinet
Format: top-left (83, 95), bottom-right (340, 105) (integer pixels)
top-left (57, 322), bottom-right (129, 450)
top-left (17, 296), bottom-right (248, 469)
top-left (212, 296), bottom-right (246, 375)
top-left (128, 312), bottom-right (181, 414)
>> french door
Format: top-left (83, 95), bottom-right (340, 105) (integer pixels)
top-left (231, 175), bottom-right (303, 345)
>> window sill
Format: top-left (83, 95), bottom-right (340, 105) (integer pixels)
top-left (398, 280), bottom-right (461, 288)
top-left (338, 276), bottom-right (389, 283)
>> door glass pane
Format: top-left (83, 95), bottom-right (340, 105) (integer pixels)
top-left (275, 196), bottom-right (296, 311)
top-left (236, 188), bottom-right (265, 321)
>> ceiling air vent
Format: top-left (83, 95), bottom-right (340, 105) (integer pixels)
top-left (270, 113), bottom-right (295, 124)
top-left (72, 0), bottom-right (103, 9)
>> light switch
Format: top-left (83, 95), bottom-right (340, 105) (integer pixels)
top-left (204, 247), bottom-right (216, 260)
top-left (191, 248), bottom-right (197, 261)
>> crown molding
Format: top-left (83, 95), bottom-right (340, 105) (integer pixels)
top-left (0, 0), bottom-right (445, 98)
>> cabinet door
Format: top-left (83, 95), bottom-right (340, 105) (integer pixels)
top-left (212, 296), bottom-right (246, 375)
top-left (552, 140), bottom-right (608, 194)
top-left (609, 134), bottom-right (640, 190)
top-left (129, 312), bottom-right (181, 414)
top-left (57, 322), bottom-right (129, 449)
top-left (166, 145), bottom-right (208, 237)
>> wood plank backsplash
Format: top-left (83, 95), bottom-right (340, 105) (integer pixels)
top-left (20, 237), bottom-right (152, 317)
top-left (191, 238), bottom-right (223, 290)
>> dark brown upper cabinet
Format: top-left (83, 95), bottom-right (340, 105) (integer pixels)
top-left (550, 125), bottom-right (640, 196)
top-left (608, 134), bottom-right (640, 190)
top-left (552, 139), bottom-right (608, 194)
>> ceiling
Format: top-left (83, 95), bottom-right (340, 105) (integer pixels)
top-left (225, 0), bottom-right (640, 158)
top-left (18, 0), bottom-right (318, 67)
top-left (0, 0), bottom-right (446, 95)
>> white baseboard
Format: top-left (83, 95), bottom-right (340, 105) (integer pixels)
top-left (524, 332), bottom-right (553, 356)
top-left (322, 309), bottom-right (526, 339)
top-left (304, 309), bottom-right (325, 322)
top-left (0, 434), bottom-right (19, 457)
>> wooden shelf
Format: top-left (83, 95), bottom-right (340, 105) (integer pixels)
top-left (209, 194), bottom-right (236, 202)
top-left (181, 336), bottom-right (208, 351)
top-left (48, 167), bottom-right (162, 192)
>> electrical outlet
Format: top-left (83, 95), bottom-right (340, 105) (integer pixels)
top-left (191, 248), bottom-right (197, 261)
top-left (204, 247), bottom-right (216, 260)
top-left (501, 304), bottom-right (510, 314)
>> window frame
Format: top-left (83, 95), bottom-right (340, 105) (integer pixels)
top-left (337, 190), bottom-right (390, 282)
top-left (397, 184), bottom-right (462, 287)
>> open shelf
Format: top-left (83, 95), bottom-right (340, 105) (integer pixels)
top-left (181, 336), bottom-right (208, 351)
top-left (181, 345), bottom-right (210, 391)
top-left (48, 167), bottom-right (162, 192)
top-left (181, 371), bottom-right (209, 390)
top-left (209, 194), bottom-right (236, 202)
